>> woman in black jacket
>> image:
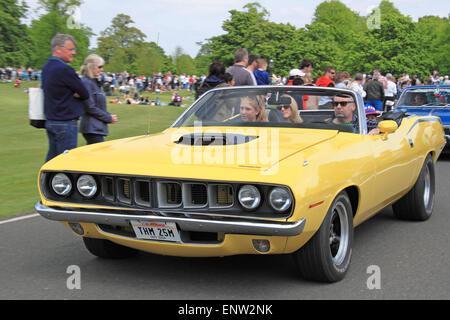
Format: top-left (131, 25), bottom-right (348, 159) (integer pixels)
top-left (195, 61), bottom-right (227, 100)
top-left (79, 54), bottom-right (118, 144)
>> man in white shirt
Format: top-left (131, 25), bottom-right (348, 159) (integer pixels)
top-left (384, 73), bottom-right (397, 111)
top-left (350, 73), bottom-right (366, 99)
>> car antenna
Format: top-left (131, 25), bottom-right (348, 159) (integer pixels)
top-left (147, 103), bottom-right (151, 136)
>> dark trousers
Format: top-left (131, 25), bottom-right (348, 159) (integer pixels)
top-left (45, 120), bottom-right (78, 162)
top-left (83, 133), bottom-right (105, 145)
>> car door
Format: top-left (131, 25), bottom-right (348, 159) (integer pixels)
top-left (367, 124), bottom-right (421, 211)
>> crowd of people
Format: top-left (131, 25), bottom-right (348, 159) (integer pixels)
top-left (10, 33), bottom-right (450, 163)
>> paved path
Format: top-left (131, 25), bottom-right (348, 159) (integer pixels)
top-left (1, 155), bottom-right (449, 300)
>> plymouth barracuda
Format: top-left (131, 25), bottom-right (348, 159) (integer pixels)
top-left (35, 86), bottom-right (446, 282)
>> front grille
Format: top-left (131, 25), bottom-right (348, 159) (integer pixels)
top-left (41, 172), bottom-right (294, 219)
top-left (118, 178), bottom-right (132, 204)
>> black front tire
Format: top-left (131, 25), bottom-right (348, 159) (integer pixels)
top-left (292, 191), bottom-right (354, 283)
top-left (392, 154), bottom-right (435, 221)
top-left (83, 237), bottom-right (138, 259)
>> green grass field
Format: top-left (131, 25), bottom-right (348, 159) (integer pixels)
top-left (0, 81), bottom-right (191, 219)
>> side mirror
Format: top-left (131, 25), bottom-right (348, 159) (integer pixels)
top-left (378, 120), bottom-right (398, 140)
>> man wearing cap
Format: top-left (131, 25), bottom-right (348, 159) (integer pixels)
top-left (287, 69), bottom-right (305, 85)
top-left (287, 69), bottom-right (305, 109)
top-left (365, 104), bottom-right (381, 135)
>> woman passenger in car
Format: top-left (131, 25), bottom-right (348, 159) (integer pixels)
top-left (277, 95), bottom-right (303, 123)
top-left (239, 96), bottom-right (268, 122)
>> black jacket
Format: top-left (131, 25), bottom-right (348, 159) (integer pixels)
top-left (195, 75), bottom-right (225, 100)
top-left (364, 80), bottom-right (385, 101)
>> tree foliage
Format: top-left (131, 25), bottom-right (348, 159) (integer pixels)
top-left (28, 0), bottom-right (92, 69)
top-left (96, 14), bottom-right (174, 75)
top-left (199, 1), bottom-right (450, 78)
top-left (1, 0), bottom-right (449, 78)
top-left (0, 0), bottom-right (32, 66)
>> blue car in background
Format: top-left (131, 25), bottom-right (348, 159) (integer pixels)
top-left (395, 85), bottom-right (450, 153)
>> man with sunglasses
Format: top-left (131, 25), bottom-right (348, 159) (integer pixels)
top-left (330, 96), bottom-right (356, 126)
top-left (41, 33), bottom-right (89, 162)
top-left (315, 66), bottom-right (336, 109)
top-left (329, 96), bottom-right (380, 135)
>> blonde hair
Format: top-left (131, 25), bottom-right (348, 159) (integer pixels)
top-left (80, 54), bottom-right (104, 79)
top-left (281, 95), bottom-right (303, 123)
top-left (242, 96), bottom-right (268, 122)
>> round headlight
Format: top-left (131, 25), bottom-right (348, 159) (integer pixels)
top-left (238, 185), bottom-right (261, 210)
top-left (77, 175), bottom-right (97, 198)
top-left (269, 187), bottom-right (292, 212)
top-left (51, 173), bottom-right (72, 196)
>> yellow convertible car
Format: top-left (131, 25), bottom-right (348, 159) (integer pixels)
top-left (35, 86), bottom-right (446, 282)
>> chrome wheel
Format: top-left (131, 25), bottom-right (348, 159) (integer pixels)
top-left (329, 202), bottom-right (350, 266)
top-left (423, 165), bottom-right (431, 208)
top-left (293, 191), bottom-right (354, 283)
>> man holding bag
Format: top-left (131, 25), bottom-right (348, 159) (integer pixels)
top-left (41, 33), bottom-right (89, 162)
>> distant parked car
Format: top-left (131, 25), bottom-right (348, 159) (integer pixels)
top-left (395, 85), bottom-right (450, 152)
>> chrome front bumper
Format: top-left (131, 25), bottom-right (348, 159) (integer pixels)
top-left (35, 202), bottom-right (306, 237)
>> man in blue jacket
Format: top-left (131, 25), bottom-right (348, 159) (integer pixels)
top-left (41, 33), bottom-right (89, 162)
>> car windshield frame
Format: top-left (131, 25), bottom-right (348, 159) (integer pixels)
top-left (171, 86), bottom-right (368, 135)
top-left (397, 86), bottom-right (450, 107)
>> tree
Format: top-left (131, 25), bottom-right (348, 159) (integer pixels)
top-left (198, 2), bottom-right (299, 75)
top-left (97, 14), bottom-right (146, 65)
top-left (357, 1), bottom-right (432, 77)
top-left (416, 15), bottom-right (450, 75)
top-left (0, 0), bottom-right (32, 67)
top-left (200, 2), bottom-right (271, 66)
top-left (312, 0), bottom-right (366, 43)
top-left (28, 0), bottom-right (93, 68)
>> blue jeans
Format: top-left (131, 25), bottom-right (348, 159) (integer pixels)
top-left (45, 120), bottom-right (78, 162)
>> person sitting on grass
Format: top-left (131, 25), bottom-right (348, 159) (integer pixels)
top-left (169, 91), bottom-right (182, 106)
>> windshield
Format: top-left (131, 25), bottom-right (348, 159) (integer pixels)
top-left (397, 87), bottom-right (450, 107)
top-left (172, 86), bottom-right (364, 134)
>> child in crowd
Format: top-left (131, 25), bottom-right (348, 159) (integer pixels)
top-left (254, 58), bottom-right (271, 85)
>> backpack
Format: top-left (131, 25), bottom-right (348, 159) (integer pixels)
top-left (195, 80), bottom-right (215, 100)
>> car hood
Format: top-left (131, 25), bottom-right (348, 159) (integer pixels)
top-left (42, 127), bottom-right (338, 179)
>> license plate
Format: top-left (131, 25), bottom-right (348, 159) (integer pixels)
top-left (130, 220), bottom-right (181, 242)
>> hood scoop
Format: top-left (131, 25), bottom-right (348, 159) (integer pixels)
top-left (175, 133), bottom-right (258, 146)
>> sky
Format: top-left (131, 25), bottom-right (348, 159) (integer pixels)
top-left (23, 0), bottom-right (449, 57)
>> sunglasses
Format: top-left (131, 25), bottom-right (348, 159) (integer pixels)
top-left (333, 101), bottom-right (353, 107)
top-left (98, 65), bottom-right (104, 69)
top-left (277, 105), bottom-right (291, 110)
